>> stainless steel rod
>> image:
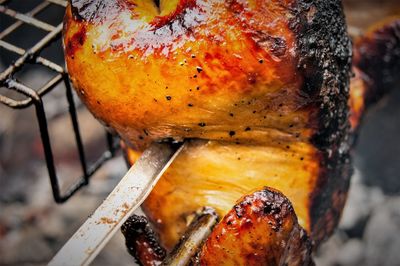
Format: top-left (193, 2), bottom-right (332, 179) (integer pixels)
top-left (49, 141), bottom-right (185, 266)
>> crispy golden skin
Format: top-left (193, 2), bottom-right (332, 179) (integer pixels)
top-left (199, 188), bottom-right (313, 266)
top-left (63, 0), bottom-right (311, 151)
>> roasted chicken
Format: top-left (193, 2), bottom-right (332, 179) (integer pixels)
top-left (63, 0), bottom-right (400, 265)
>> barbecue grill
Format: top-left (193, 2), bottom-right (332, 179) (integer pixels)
top-left (0, 0), bottom-right (120, 203)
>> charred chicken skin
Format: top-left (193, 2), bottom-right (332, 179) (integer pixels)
top-left (63, 0), bottom-right (399, 264)
top-left (199, 188), bottom-right (314, 266)
top-left (121, 188), bottom-right (314, 266)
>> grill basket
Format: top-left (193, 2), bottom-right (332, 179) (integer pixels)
top-left (0, 0), bottom-right (120, 203)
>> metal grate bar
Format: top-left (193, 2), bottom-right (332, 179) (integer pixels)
top-left (0, 40), bottom-right (64, 73)
top-left (0, 39), bottom-right (27, 54)
top-left (0, 1), bottom-right (50, 39)
top-left (0, 23), bottom-right (63, 86)
top-left (46, 0), bottom-right (67, 7)
top-left (1, 74), bottom-right (63, 108)
top-left (0, 0), bottom-right (120, 203)
top-left (64, 74), bottom-right (89, 181)
top-left (0, 5), bottom-right (56, 32)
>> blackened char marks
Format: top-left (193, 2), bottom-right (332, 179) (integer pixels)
top-left (65, 25), bottom-right (87, 58)
top-left (234, 188), bottom-right (293, 232)
top-left (252, 32), bottom-right (287, 58)
top-left (151, 0), bottom-right (197, 29)
top-left (121, 215), bottom-right (166, 266)
top-left (70, 0), bottom-right (127, 23)
top-left (291, 0), bottom-right (352, 245)
top-left (292, 0), bottom-right (351, 149)
top-left (200, 188), bottom-right (314, 266)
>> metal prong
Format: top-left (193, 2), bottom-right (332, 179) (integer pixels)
top-left (163, 207), bottom-right (219, 266)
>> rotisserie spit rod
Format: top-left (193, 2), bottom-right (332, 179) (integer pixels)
top-left (48, 142), bottom-right (185, 266)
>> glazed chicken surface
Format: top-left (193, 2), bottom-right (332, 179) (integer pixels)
top-left (63, 0), bottom-right (399, 264)
top-left (199, 188), bottom-right (314, 266)
top-left (65, 0), bottom-right (323, 151)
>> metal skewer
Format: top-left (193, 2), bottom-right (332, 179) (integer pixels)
top-left (49, 141), bottom-right (185, 266)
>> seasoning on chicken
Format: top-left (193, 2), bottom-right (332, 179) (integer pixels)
top-left (64, 0), bottom-right (351, 251)
top-left (63, 0), bottom-right (399, 264)
top-left (199, 188), bottom-right (314, 266)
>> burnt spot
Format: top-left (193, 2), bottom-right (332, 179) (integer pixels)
top-left (121, 215), bottom-right (166, 265)
top-left (229, 131), bottom-right (236, 137)
top-left (252, 32), bottom-right (287, 58)
top-left (66, 26), bottom-right (87, 58)
top-left (263, 204), bottom-right (273, 215)
top-left (291, 0), bottom-right (352, 246)
top-left (234, 205), bottom-right (244, 218)
top-left (150, 0), bottom-right (198, 29)
top-left (247, 72), bottom-right (258, 84)
top-left (241, 218), bottom-right (253, 229)
top-left (70, 0), bottom-right (128, 24)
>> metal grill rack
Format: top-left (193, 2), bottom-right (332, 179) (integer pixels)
top-left (0, 0), bottom-right (120, 203)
